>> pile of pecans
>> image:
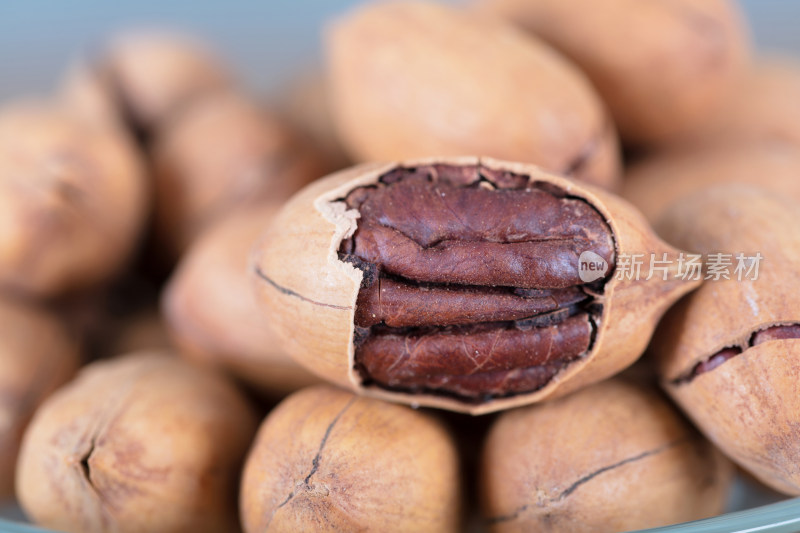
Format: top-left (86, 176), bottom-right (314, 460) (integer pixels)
top-left (2, 1), bottom-right (800, 532)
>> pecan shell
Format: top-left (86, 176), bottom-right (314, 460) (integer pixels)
top-left (653, 185), bottom-right (800, 495)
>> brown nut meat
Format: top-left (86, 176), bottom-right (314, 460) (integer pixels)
top-left (0, 299), bottom-right (80, 499)
top-left (481, 379), bottom-right (733, 532)
top-left (250, 157), bottom-right (699, 414)
top-left (326, 1), bottom-right (620, 190)
top-left (682, 57), bottom-right (800, 149)
top-left (622, 142), bottom-right (800, 223)
top-left (240, 385), bottom-right (461, 533)
top-left (476, 0), bottom-right (750, 145)
top-left (0, 102), bottom-right (147, 298)
top-left (152, 92), bottom-right (329, 257)
top-left (652, 185), bottom-right (800, 495)
top-left (16, 352), bottom-right (257, 533)
top-left (164, 206), bottom-right (320, 397)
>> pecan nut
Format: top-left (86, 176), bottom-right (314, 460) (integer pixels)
top-left (654, 185), bottom-right (800, 495)
top-left (252, 157), bottom-right (698, 414)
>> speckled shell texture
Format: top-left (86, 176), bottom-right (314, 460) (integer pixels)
top-left (16, 353), bottom-right (257, 533)
top-left (240, 385), bottom-right (461, 533)
top-left (653, 186), bottom-right (800, 495)
top-left (481, 379), bottom-right (732, 532)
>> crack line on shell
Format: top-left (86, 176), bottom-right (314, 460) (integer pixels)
top-left (487, 437), bottom-right (688, 524)
top-left (73, 395), bottom-right (134, 526)
top-left (79, 436), bottom-right (96, 490)
top-left (253, 265), bottom-right (352, 310)
top-left (262, 396), bottom-right (357, 532)
top-left (668, 323), bottom-right (800, 385)
top-left (76, 432), bottom-right (116, 531)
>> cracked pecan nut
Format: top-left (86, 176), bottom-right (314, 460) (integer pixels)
top-left (326, 1), bottom-right (620, 190)
top-left (476, 0), bottom-right (750, 145)
top-left (15, 353), bottom-right (257, 533)
top-left (163, 206), bottom-right (320, 397)
top-left (250, 157), bottom-right (698, 414)
top-left (481, 379), bottom-right (732, 532)
top-left (653, 185), bottom-right (800, 495)
top-left (0, 299), bottom-right (80, 499)
top-left (239, 385), bottom-right (461, 533)
top-left (0, 101), bottom-right (147, 298)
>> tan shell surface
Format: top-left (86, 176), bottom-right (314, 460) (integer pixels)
top-left (275, 70), bottom-right (352, 172)
top-left (477, 0), bottom-right (750, 145)
top-left (60, 61), bottom-right (126, 132)
top-left (164, 206), bottom-right (320, 397)
top-left (0, 299), bottom-right (80, 499)
top-left (16, 352), bottom-right (257, 533)
top-left (104, 31), bottom-right (230, 129)
top-left (622, 142), bottom-right (800, 223)
top-left (683, 57), bottom-right (800, 149)
top-left (653, 186), bottom-right (800, 494)
top-left (667, 341), bottom-right (800, 495)
top-left (481, 379), bottom-right (732, 532)
top-left (654, 186), bottom-right (800, 379)
top-left (251, 157), bottom-right (698, 414)
top-left (152, 92), bottom-right (328, 258)
top-left (240, 385), bottom-right (461, 533)
top-left (0, 101), bottom-right (147, 297)
top-left (326, 1), bottom-right (620, 189)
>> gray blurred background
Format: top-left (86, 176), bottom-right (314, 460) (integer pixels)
top-left (0, 0), bottom-right (797, 102)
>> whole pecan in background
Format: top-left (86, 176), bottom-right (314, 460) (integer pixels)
top-left (326, 1), bottom-right (621, 190)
